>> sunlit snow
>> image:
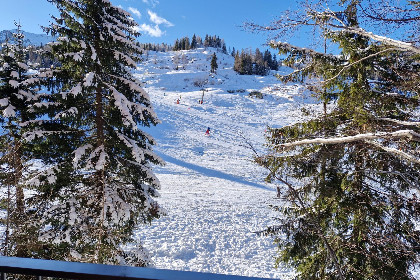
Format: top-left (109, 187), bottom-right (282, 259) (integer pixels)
top-left (134, 48), bottom-right (321, 279)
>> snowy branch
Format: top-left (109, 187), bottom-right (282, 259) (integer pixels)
top-left (275, 130), bottom-right (420, 149)
top-left (315, 10), bottom-right (420, 54)
top-left (367, 141), bottom-right (420, 165)
top-left (364, 169), bottom-right (419, 189)
top-left (275, 65), bottom-right (313, 81)
top-left (377, 118), bottom-right (420, 127)
top-left (341, 27), bottom-right (420, 54)
top-left (321, 48), bottom-right (398, 84)
top-left (270, 41), bottom-right (338, 60)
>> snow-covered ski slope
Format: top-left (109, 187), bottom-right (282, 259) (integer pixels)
top-left (134, 48), bottom-right (321, 279)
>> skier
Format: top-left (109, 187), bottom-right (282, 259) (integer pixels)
top-left (176, 99), bottom-right (180, 104)
top-left (205, 127), bottom-right (210, 136)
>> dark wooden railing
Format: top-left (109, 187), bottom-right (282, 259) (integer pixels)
top-left (0, 256), bottom-right (276, 280)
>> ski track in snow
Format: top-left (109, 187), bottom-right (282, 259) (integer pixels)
top-left (135, 48), bottom-right (320, 279)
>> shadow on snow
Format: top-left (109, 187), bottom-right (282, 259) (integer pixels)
top-left (155, 151), bottom-right (273, 191)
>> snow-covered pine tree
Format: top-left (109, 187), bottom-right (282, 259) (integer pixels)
top-left (173, 39), bottom-right (180, 51)
top-left (190, 34), bottom-right (197, 49)
top-left (271, 54), bottom-right (279, 71)
top-left (235, 50), bottom-right (247, 75)
top-left (204, 34), bottom-right (210, 48)
top-left (241, 51), bottom-right (253, 75)
top-left (254, 48), bottom-right (266, 76)
top-left (249, 0), bottom-right (420, 279)
top-left (222, 42), bottom-right (227, 54)
top-left (0, 23), bottom-right (40, 257)
top-left (210, 52), bottom-right (218, 73)
top-left (31, 0), bottom-right (163, 265)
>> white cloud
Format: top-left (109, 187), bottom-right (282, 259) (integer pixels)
top-left (147, 10), bottom-right (173, 27)
top-left (136, 9), bottom-right (173, 38)
top-left (142, 0), bottom-right (159, 7)
top-left (128, 7), bottom-right (142, 19)
top-left (136, 24), bottom-right (164, 37)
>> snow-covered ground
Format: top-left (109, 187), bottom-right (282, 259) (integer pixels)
top-left (134, 48), bottom-right (321, 279)
top-left (1, 45), bottom-right (417, 279)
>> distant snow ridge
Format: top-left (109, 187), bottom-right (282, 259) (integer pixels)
top-left (0, 29), bottom-right (55, 46)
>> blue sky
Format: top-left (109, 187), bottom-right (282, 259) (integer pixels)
top-left (0, 0), bottom-right (299, 51)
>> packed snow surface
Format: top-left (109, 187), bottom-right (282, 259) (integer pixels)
top-left (134, 48), bottom-right (321, 279)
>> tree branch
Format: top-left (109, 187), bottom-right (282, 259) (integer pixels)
top-left (306, 9), bottom-right (420, 54)
top-left (341, 27), bottom-right (420, 54)
top-left (321, 48), bottom-right (398, 84)
top-left (270, 40), bottom-right (338, 60)
top-left (366, 140), bottom-right (420, 165)
top-left (377, 118), bottom-right (420, 127)
top-left (358, 3), bottom-right (420, 23)
top-left (275, 130), bottom-right (420, 149)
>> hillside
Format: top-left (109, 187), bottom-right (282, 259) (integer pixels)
top-left (1, 34), bottom-right (417, 278)
top-left (0, 29), bottom-right (54, 46)
top-left (133, 48), bottom-right (321, 278)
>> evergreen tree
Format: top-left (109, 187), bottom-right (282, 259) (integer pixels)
top-left (222, 42), bottom-right (227, 54)
top-left (233, 48), bottom-right (270, 76)
top-left (0, 23), bottom-right (40, 257)
top-left (254, 48), bottom-right (266, 75)
top-left (190, 34), bottom-right (197, 49)
top-left (173, 37), bottom-right (194, 51)
top-left (233, 51), bottom-right (241, 73)
top-left (209, 35), bottom-right (214, 47)
top-left (210, 52), bottom-right (218, 73)
top-left (240, 50), bottom-right (253, 75)
top-left (272, 54), bottom-right (279, 71)
top-left (185, 37), bottom-right (190, 50)
top-left (34, 0), bottom-right (163, 265)
top-left (204, 35), bottom-right (209, 48)
top-left (216, 36), bottom-right (221, 48)
top-left (263, 50), bottom-right (273, 70)
top-left (174, 34), bottom-right (226, 50)
top-left (181, 38), bottom-right (186, 50)
top-left (196, 35), bottom-right (203, 47)
top-left (173, 39), bottom-right (180, 51)
top-left (255, 0), bottom-right (420, 279)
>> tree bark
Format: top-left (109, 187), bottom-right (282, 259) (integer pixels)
top-left (14, 143), bottom-right (24, 216)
